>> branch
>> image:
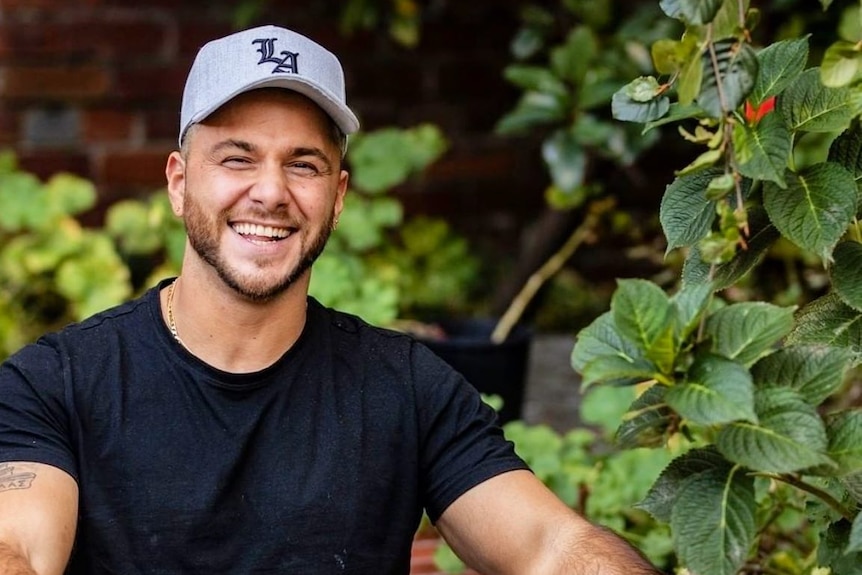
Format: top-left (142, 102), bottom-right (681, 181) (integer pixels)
top-left (757, 472), bottom-right (857, 522)
top-left (490, 197), bottom-right (616, 344)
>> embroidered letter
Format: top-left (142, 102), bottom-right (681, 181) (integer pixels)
top-left (252, 38), bottom-right (299, 74)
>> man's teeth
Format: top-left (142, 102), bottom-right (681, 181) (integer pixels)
top-left (232, 223), bottom-right (290, 239)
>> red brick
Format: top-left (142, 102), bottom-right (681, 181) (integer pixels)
top-left (0, 65), bottom-right (109, 100)
top-left (16, 150), bottom-right (92, 181)
top-left (82, 108), bottom-right (136, 143)
top-left (142, 107), bottom-right (180, 142)
top-left (100, 148), bottom-right (170, 188)
top-left (0, 21), bottom-right (169, 62)
top-left (114, 63), bottom-right (187, 102)
top-left (0, 108), bottom-right (21, 145)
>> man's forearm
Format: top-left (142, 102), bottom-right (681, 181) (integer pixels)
top-left (564, 523), bottom-right (664, 575)
top-left (0, 542), bottom-right (37, 575)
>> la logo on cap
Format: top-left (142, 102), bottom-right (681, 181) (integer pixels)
top-left (252, 37), bottom-right (299, 75)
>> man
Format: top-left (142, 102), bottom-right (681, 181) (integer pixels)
top-left (0, 25), bottom-right (661, 574)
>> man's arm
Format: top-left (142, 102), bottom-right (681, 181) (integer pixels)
top-left (435, 469), bottom-right (662, 575)
top-left (0, 462), bottom-right (78, 575)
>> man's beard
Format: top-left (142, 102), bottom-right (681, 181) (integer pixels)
top-left (182, 191), bottom-right (335, 302)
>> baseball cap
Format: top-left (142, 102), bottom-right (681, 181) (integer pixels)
top-left (179, 25), bottom-right (360, 146)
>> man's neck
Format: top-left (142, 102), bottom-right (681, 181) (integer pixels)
top-left (162, 271), bottom-right (309, 374)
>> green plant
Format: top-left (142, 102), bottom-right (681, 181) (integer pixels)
top-left (311, 123), bottom-right (482, 327)
top-left (573, 1), bottom-right (862, 574)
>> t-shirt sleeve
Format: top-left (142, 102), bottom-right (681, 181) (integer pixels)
top-left (0, 338), bottom-right (77, 481)
top-left (413, 343), bottom-right (530, 522)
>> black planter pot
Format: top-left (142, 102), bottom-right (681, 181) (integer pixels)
top-left (421, 318), bottom-right (532, 425)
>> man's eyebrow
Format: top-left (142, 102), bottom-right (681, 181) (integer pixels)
top-left (210, 139), bottom-right (256, 154)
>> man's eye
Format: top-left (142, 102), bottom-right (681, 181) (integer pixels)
top-left (291, 162), bottom-right (320, 173)
top-left (223, 157), bottom-right (252, 166)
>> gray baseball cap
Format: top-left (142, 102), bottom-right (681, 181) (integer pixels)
top-left (179, 25), bottom-right (360, 146)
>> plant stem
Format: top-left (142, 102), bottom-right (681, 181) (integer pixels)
top-left (757, 473), bottom-right (857, 522)
top-left (490, 197), bottom-right (616, 344)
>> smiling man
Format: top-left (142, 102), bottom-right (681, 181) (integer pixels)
top-left (0, 25), bottom-right (663, 575)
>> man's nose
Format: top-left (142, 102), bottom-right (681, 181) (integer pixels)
top-left (248, 162), bottom-right (289, 210)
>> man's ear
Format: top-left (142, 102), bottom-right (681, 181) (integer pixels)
top-left (334, 169), bottom-right (349, 222)
top-left (165, 151), bottom-right (186, 216)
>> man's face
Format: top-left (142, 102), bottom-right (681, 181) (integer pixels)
top-left (166, 89), bottom-right (349, 302)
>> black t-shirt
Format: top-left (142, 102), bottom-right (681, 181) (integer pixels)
top-left (0, 280), bottom-right (528, 574)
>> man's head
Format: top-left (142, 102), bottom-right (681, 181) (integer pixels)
top-left (167, 26), bottom-right (358, 302)
top-left (179, 25), bottom-right (360, 150)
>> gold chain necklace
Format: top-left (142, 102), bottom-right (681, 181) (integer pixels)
top-left (166, 279), bottom-right (185, 347)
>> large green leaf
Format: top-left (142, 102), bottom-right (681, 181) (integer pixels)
top-left (831, 241), bottom-right (862, 311)
top-left (666, 354), bottom-right (757, 426)
top-left (750, 37), bottom-right (810, 104)
top-left (611, 279), bottom-right (674, 352)
top-left (705, 302), bottom-right (796, 366)
top-left (638, 446), bottom-right (732, 523)
top-left (697, 41), bottom-right (758, 118)
top-left (817, 519), bottom-right (862, 574)
top-left (849, 512), bottom-right (862, 554)
top-left (659, 0), bottom-right (723, 25)
top-left (616, 385), bottom-right (674, 449)
top-left (683, 206), bottom-right (779, 289)
top-left (786, 292), bottom-right (862, 354)
top-left (495, 91), bottom-right (569, 134)
top-left (825, 410), bottom-right (862, 476)
top-left (671, 465), bottom-right (756, 575)
top-left (716, 387), bottom-right (834, 473)
top-left (779, 68), bottom-right (853, 133)
top-left (711, 0), bottom-right (749, 40)
top-left (733, 111), bottom-right (791, 188)
top-left (661, 168), bottom-right (722, 254)
top-left (751, 345), bottom-right (855, 405)
top-left (762, 163), bottom-right (857, 261)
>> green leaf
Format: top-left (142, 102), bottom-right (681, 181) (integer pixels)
top-left (672, 281), bottom-right (714, 341)
top-left (347, 125), bottom-right (448, 194)
top-left (683, 206), bottom-right (780, 289)
top-left (786, 292), bottom-right (862, 353)
top-left (678, 46), bottom-right (705, 106)
top-left (751, 345), bottom-right (855, 405)
top-left (831, 241), bottom-right (862, 311)
top-left (750, 37), bottom-right (810, 104)
top-left (611, 90), bottom-right (670, 123)
top-left (666, 354), bottom-right (757, 426)
top-left (711, 0), bottom-right (749, 39)
top-left (551, 26), bottom-right (597, 85)
top-left (733, 111), bottom-right (791, 188)
top-left (817, 519), bottom-right (862, 573)
top-left (616, 385), bottom-right (674, 449)
top-left (762, 163), bottom-right (857, 261)
top-left (580, 355), bottom-right (660, 390)
top-left (779, 68), bottom-right (853, 133)
top-left (849, 512), bottom-right (862, 553)
top-left (825, 410), bottom-right (862, 476)
top-left (542, 131), bottom-right (586, 193)
top-left (495, 91), bottom-right (569, 134)
top-left (828, 120), bottom-right (862, 201)
top-left (697, 41), bottom-right (758, 118)
top-left (639, 447), bottom-right (732, 523)
top-left (716, 387), bottom-right (834, 473)
top-left (572, 311), bottom-right (644, 373)
top-left (502, 64), bottom-right (569, 97)
top-left (661, 168), bottom-right (722, 254)
top-left (671, 465), bottom-right (756, 575)
top-left (705, 302), bottom-right (796, 365)
top-left (659, 0), bottom-right (723, 25)
top-left (611, 279), bottom-right (674, 353)
top-left (821, 40), bottom-right (862, 88)
top-left (643, 103), bottom-right (706, 133)
top-left (677, 148), bottom-right (723, 176)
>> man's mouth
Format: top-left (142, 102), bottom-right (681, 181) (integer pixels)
top-left (231, 222), bottom-right (292, 243)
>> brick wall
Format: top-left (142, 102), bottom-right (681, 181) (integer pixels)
top-left (0, 0), bottom-right (547, 246)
